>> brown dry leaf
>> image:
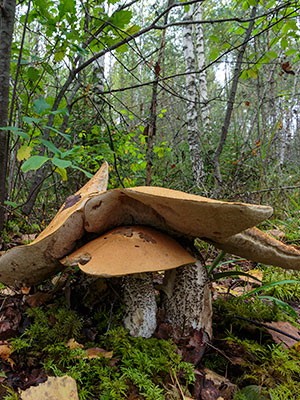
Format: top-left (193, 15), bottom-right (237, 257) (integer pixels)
top-left (0, 343), bottom-right (13, 363)
top-left (20, 375), bottom-right (79, 400)
top-left (266, 229), bottom-right (285, 240)
top-left (20, 286), bottom-right (31, 295)
top-left (239, 269), bottom-right (263, 284)
top-left (202, 368), bottom-right (237, 400)
top-left (265, 321), bottom-right (300, 348)
top-left (84, 347), bottom-right (113, 359)
top-left (66, 339), bottom-right (84, 350)
top-left (212, 283), bottom-right (246, 297)
top-left (26, 292), bottom-right (53, 307)
top-left (0, 343), bottom-right (12, 358)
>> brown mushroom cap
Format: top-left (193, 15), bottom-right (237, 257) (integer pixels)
top-left (33, 161), bottom-right (109, 252)
top-left (0, 165), bottom-right (276, 286)
top-left (62, 226), bottom-right (196, 277)
top-left (84, 186), bottom-right (274, 240)
top-left (0, 162), bottom-right (109, 286)
top-left (212, 227), bottom-right (300, 270)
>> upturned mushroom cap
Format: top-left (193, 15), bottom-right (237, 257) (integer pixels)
top-left (212, 227), bottom-right (300, 270)
top-left (0, 162), bottom-right (109, 286)
top-left (0, 164), bottom-right (276, 286)
top-left (83, 186), bottom-right (274, 240)
top-left (62, 226), bottom-right (196, 277)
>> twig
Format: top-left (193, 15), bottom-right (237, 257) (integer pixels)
top-left (234, 316), bottom-right (300, 341)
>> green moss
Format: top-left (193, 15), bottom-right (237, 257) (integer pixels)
top-left (9, 303), bottom-right (194, 400)
top-left (260, 266), bottom-right (300, 302)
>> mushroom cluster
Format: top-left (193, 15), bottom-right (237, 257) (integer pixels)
top-left (1, 162), bottom-right (300, 338)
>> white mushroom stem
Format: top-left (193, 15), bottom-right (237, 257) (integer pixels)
top-left (122, 273), bottom-right (157, 338)
top-left (162, 261), bottom-right (212, 339)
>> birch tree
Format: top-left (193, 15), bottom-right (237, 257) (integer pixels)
top-left (183, 3), bottom-right (204, 187)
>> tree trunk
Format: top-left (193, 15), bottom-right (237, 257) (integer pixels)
top-left (183, 6), bottom-right (204, 187)
top-left (194, 4), bottom-right (210, 136)
top-left (145, 0), bottom-right (173, 185)
top-left (213, 6), bottom-right (257, 191)
top-left (0, 0), bottom-right (17, 232)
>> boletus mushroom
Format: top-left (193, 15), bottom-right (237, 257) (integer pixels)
top-left (62, 225), bottom-right (196, 338)
top-left (2, 164), bottom-right (300, 340)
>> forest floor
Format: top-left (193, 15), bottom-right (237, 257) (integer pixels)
top-left (1, 231), bottom-right (300, 400)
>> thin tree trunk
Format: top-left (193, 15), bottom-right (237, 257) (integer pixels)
top-left (194, 3), bottom-right (210, 136)
top-left (213, 6), bottom-right (257, 190)
top-left (183, 6), bottom-right (204, 187)
top-left (145, 0), bottom-right (173, 185)
top-left (0, 0), bottom-right (17, 232)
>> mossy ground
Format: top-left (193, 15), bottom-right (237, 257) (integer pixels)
top-left (1, 251), bottom-right (300, 399)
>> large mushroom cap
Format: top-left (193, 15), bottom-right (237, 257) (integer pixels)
top-left (62, 226), bottom-right (196, 277)
top-left (85, 186), bottom-right (274, 240)
top-left (0, 164), bottom-right (276, 286)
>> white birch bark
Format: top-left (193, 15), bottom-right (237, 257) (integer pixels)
top-left (194, 4), bottom-right (211, 135)
top-left (183, 7), bottom-right (204, 187)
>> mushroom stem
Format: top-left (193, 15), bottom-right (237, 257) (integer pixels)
top-left (162, 261), bottom-right (212, 339)
top-left (122, 273), bottom-right (157, 338)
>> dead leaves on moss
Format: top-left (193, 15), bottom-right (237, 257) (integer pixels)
top-left (20, 376), bottom-right (79, 400)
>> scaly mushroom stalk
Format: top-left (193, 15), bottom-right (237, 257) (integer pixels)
top-left (162, 261), bottom-right (212, 339)
top-left (122, 274), bottom-right (157, 338)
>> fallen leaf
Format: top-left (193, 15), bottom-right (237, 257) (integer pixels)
top-left (21, 286), bottom-right (31, 295)
top-left (84, 347), bottom-right (113, 359)
top-left (201, 368), bottom-right (237, 400)
top-left (239, 269), bottom-right (263, 284)
top-left (0, 343), bottom-right (12, 359)
top-left (66, 338), bottom-right (84, 350)
top-left (0, 343), bottom-right (14, 368)
top-left (20, 375), bottom-right (79, 400)
top-left (265, 321), bottom-right (300, 348)
top-left (266, 229), bottom-right (285, 240)
top-left (26, 292), bottom-right (53, 307)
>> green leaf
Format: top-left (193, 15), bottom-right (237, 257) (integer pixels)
top-left (241, 279), bottom-right (300, 298)
top-left (125, 25), bottom-right (140, 36)
top-left (45, 126), bottom-right (72, 143)
top-left (237, 385), bottom-right (268, 400)
top-left (110, 10), bottom-right (132, 29)
top-left (17, 145), bottom-right (33, 161)
top-left (27, 67), bottom-right (40, 82)
top-left (72, 165), bottom-right (93, 178)
top-left (209, 48), bottom-right (220, 61)
top-left (258, 296), bottom-right (298, 318)
top-left (264, 50), bottom-right (278, 61)
top-left (21, 155), bottom-right (50, 172)
top-left (0, 126), bottom-right (30, 139)
top-left (54, 50), bottom-right (66, 63)
top-left (23, 116), bottom-right (41, 124)
top-left (54, 166), bottom-right (68, 181)
top-left (58, 0), bottom-right (75, 15)
top-left (51, 157), bottom-right (72, 169)
top-left (33, 97), bottom-right (51, 115)
top-left (213, 271), bottom-right (262, 282)
top-left (116, 44), bottom-right (129, 53)
top-left (280, 37), bottom-right (288, 49)
top-left (40, 139), bottom-right (61, 155)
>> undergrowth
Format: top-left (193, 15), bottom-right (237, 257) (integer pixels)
top-left (9, 303), bottom-right (194, 400)
top-left (208, 295), bottom-right (300, 400)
